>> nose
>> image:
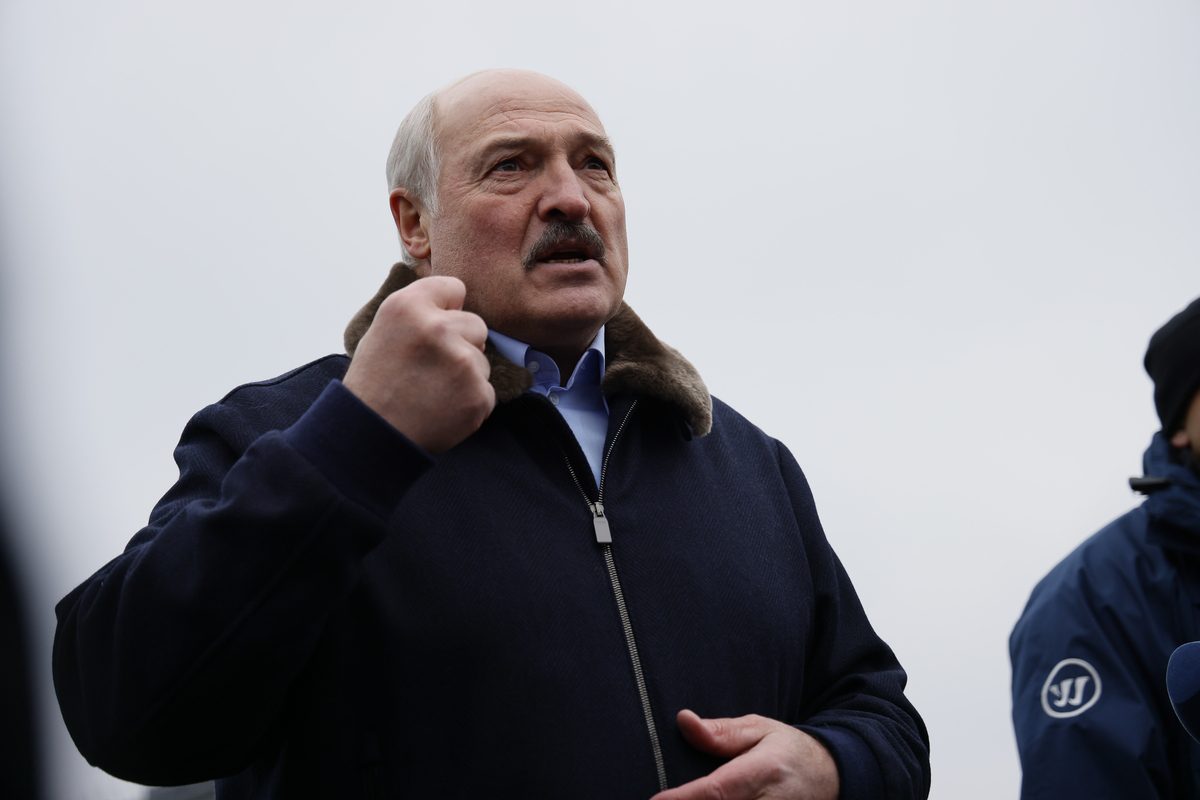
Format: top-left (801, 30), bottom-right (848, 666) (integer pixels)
top-left (536, 159), bottom-right (590, 222)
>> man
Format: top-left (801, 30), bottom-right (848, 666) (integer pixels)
top-left (1010, 296), bottom-right (1200, 798)
top-left (54, 70), bottom-right (929, 799)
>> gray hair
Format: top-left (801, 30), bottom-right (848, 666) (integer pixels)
top-left (385, 91), bottom-right (440, 265)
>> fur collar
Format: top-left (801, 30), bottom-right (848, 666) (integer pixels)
top-left (344, 263), bottom-right (712, 437)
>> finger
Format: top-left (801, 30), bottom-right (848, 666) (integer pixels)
top-left (441, 335), bottom-right (491, 377)
top-left (413, 275), bottom-right (467, 310)
top-left (479, 373), bottom-right (497, 413)
top-left (676, 710), bottom-right (770, 758)
top-left (464, 340), bottom-right (493, 381)
top-left (443, 309), bottom-right (489, 349)
top-left (412, 309), bottom-right (486, 354)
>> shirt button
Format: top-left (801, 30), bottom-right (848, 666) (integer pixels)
top-left (549, 393), bottom-right (560, 406)
top-left (527, 361), bottom-right (540, 373)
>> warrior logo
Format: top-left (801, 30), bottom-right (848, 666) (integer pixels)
top-left (1040, 658), bottom-right (1102, 719)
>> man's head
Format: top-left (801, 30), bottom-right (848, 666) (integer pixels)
top-left (1145, 296), bottom-right (1200, 454)
top-left (384, 69), bottom-right (629, 359)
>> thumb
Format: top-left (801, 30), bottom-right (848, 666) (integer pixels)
top-left (675, 710), bottom-right (768, 758)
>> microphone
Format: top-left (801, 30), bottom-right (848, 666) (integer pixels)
top-left (1167, 641), bottom-right (1200, 741)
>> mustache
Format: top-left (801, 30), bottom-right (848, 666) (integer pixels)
top-left (522, 221), bottom-right (606, 270)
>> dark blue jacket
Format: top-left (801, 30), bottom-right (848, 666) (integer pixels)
top-left (1010, 433), bottom-right (1200, 798)
top-left (54, 272), bottom-right (928, 799)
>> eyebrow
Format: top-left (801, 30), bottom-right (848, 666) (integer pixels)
top-left (474, 131), bottom-right (617, 167)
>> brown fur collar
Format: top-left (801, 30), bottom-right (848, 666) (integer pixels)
top-left (344, 263), bottom-right (712, 437)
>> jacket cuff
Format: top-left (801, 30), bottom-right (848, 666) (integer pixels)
top-left (796, 724), bottom-right (884, 800)
top-left (283, 380), bottom-right (434, 520)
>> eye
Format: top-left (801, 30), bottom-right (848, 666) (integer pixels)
top-left (491, 157), bottom-right (521, 173)
top-left (583, 155), bottom-right (610, 172)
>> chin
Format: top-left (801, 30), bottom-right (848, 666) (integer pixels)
top-left (518, 305), bottom-right (615, 349)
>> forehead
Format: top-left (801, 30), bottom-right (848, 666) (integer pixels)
top-left (435, 74), bottom-right (609, 156)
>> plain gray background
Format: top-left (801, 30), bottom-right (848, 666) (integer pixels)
top-left (2, 1), bottom-right (1199, 797)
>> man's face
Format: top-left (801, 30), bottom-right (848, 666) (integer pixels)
top-left (404, 71), bottom-right (628, 353)
top-left (1171, 390), bottom-right (1200, 457)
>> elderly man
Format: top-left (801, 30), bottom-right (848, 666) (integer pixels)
top-left (1010, 296), bottom-right (1200, 798)
top-left (54, 70), bottom-right (929, 799)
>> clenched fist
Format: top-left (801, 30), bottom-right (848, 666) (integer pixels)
top-left (343, 276), bottom-right (495, 453)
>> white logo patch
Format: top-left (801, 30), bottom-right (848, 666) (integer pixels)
top-left (1041, 658), bottom-right (1102, 718)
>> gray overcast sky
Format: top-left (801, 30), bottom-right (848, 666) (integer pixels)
top-left (2, 1), bottom-right (1199, 797)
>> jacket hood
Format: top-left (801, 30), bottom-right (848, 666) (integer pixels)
top-left (343, 263), bottom-right (712, 437)
top-left (1138, 432), bottom-right (1200, 553)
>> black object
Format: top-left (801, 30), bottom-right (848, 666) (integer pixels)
top-left (1130, 476), bottom-right (1173, 495)
top-left (0, 520), bottom-right (39, 800)
top-left (1145, 296), bottom-right (1200, 435)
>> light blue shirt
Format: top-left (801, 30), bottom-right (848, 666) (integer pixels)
top-left (489, 328), bottom-right (609, 485)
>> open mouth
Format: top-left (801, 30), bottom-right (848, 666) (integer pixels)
top-left (523, 223), bottom-right (606, 269)
top-left (538, 248), bottom-right (594, 265)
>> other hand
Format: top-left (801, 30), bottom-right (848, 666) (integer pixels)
top-left (651, 709), bottom-right (840, 800)
top-left (343, 276), bottom-right (495, 453)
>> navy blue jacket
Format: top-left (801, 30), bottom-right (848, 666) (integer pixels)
top-left (54, 279), bottom-right (928, 799)
top-left (1010, 433), bottom-right (1200, 798)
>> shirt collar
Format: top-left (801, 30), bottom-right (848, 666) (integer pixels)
top-left (489, 327), bottom-right (606, 391)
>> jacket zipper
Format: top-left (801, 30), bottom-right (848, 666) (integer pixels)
top-left (561, 400), bottom-right (668, 792)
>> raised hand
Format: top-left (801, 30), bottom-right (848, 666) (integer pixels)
top-left (343, 276), bottom-right (495, 453)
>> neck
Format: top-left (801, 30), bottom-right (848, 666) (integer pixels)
top-left (522, 324), bottom-right (603, 382)
top-left (539, 346), bottom-right (585, 381)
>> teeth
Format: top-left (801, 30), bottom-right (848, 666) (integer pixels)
top-left (544, 257), bottom-right (585, 263)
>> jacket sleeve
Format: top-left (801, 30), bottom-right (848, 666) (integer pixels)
top-left (52, 379), bottom-right (433, 785)
top-left (775, 441), bottom-right (932, 800)
top-left (1009, 548), bottom-right (1183, 800)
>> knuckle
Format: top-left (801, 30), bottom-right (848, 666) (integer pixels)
top-left (427, 314), bottom-right (453, 339)
top-left (760, 759), bottom-right (787, 784)
top-left (451, 310), bottom-right (487, 342)
top-left (467, 313), bottom-right (488, 340)
top-left (448, 347), bottom-right (476, 372)
top-left (409, 312), bottom-right (448, 344)
top-left (377, 290), bottom-right (410, 319)
top-left (739, 714), bottom-right (769, 736)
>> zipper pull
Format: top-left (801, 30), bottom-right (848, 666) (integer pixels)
top-left (591, 502), bottom-right (612, 544)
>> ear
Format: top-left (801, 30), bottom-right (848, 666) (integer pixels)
top-left (390, 188), bottom-right (431, 261)
top-left (1172, 429), bottom-right (1191, 449)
